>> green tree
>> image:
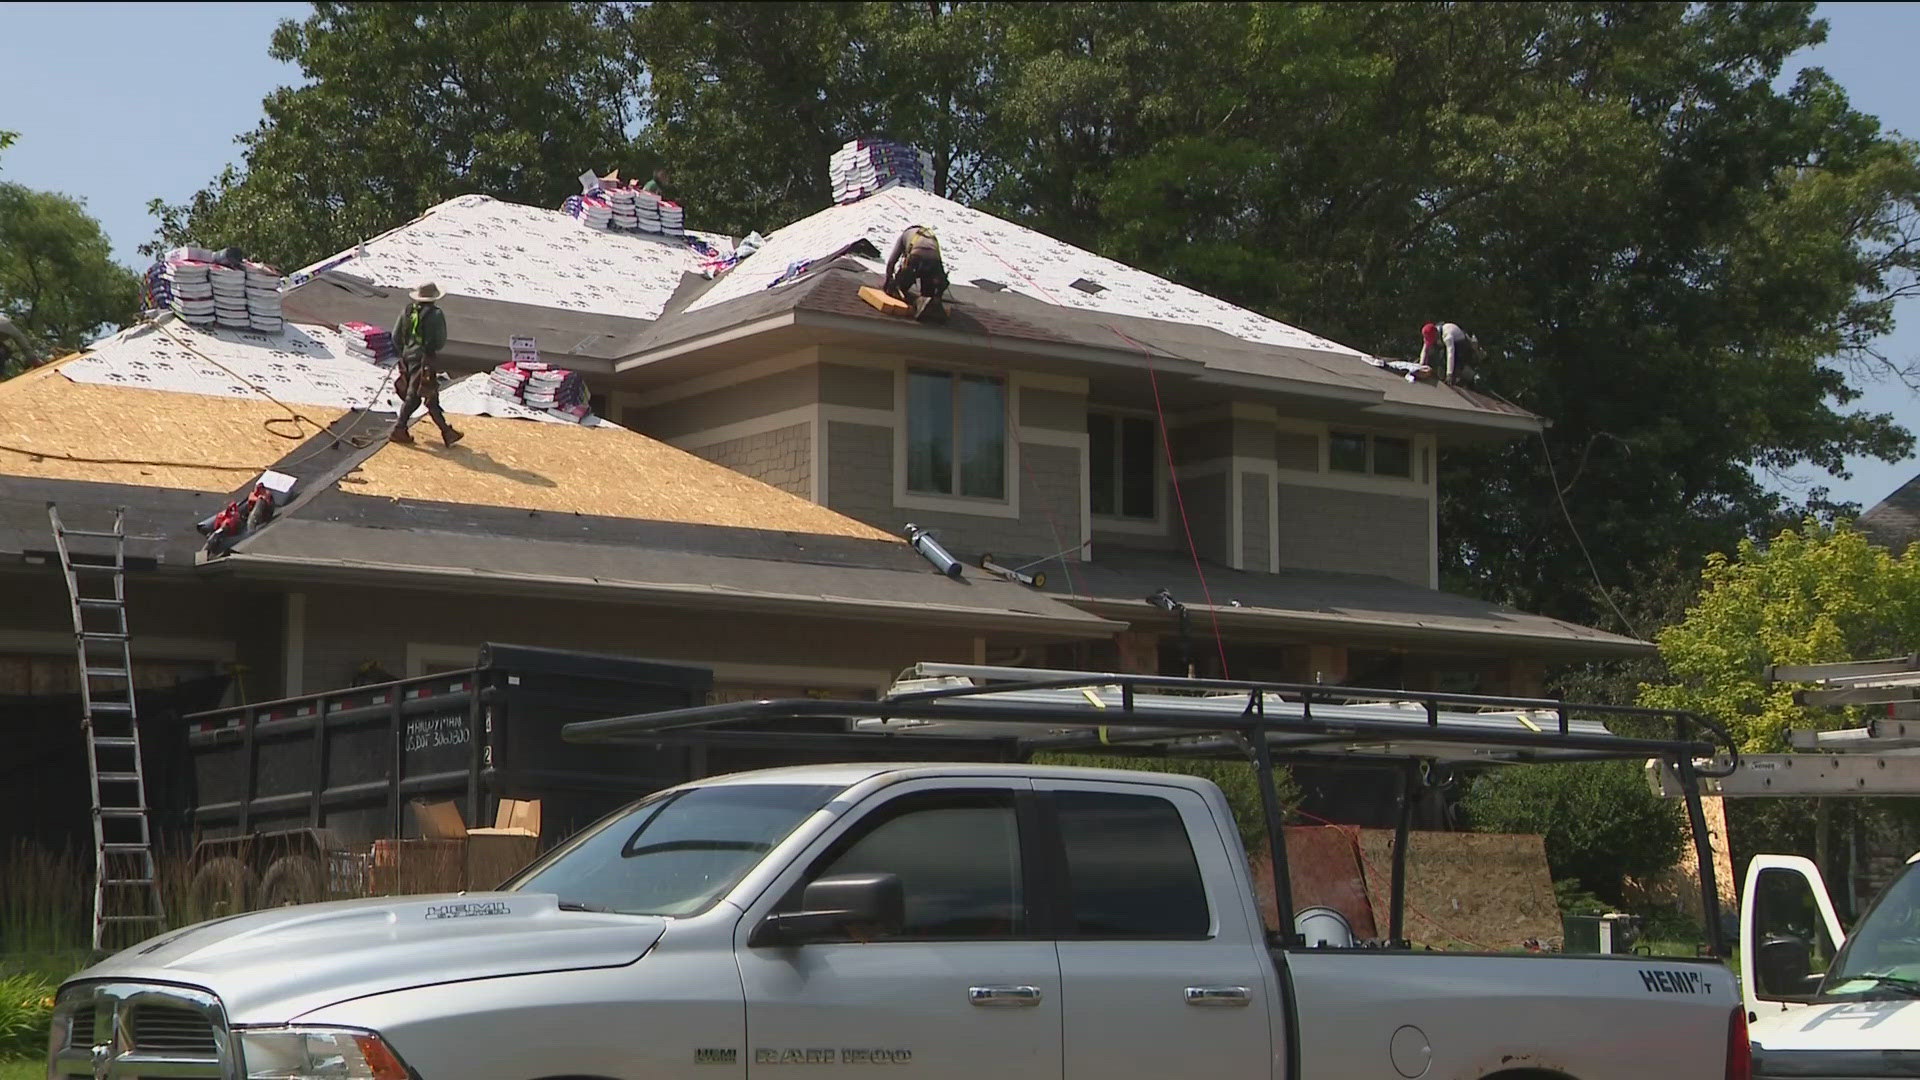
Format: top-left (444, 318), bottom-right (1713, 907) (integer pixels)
top-left (1640, 520), bottom-right (1920, 753)
top-left (0, 181), bottom-right (140, 376)
top-left (146, 2), bottom-right (642, 270)
top-left (1461, 760), bottom-right (1686, 905)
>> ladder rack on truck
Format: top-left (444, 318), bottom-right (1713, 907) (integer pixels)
top-left (564, 662), bottom-right (1741, 954)
top-left (1648, 655), bottom-right (1920, 798)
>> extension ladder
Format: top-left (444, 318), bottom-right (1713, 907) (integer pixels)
top-left (46, 504), bottom-right (166, 950)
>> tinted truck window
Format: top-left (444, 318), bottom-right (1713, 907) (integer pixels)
top-left (815, 791), bottom-right (1025, 939)
top-left (1055, 790), bottom-right (1209, 937)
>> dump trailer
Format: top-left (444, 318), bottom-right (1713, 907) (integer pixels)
top-left (177, 643), bottom-right (1011, 918)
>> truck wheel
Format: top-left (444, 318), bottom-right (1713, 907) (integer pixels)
top-left (186, 857), bottom-right (257, 922)
top-left (259, 856), bottom-right (326, 908)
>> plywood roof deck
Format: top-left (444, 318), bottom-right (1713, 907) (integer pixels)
top-left (347, 412), bottom-right (892, 540)
top-left (0, 361), bottom-right (348, 491)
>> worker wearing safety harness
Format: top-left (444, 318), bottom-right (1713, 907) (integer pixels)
top-left (389, 282), bottom-right (463, 446)
top-left (885, 224), bottom-right (949, 316)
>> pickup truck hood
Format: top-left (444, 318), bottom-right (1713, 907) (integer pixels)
top-left (1751, 998), bottom-right (1920, 1050)
top-left (69, 893), bottom-right (666, 1023)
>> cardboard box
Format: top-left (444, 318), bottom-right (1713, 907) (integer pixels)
top-left (409, 798), bottom-right (543, 892)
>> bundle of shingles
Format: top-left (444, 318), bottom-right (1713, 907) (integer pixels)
top-left (339, 321), bottom-right (394, 364)
top-left (153, 248), bottom-right (284, 332)
top-left (830, 138), bottom-right (933, 204)
top-left (488, 360), bottom-right (591, 422)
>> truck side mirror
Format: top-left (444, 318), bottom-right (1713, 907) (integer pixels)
top-left (750, 873), bottom-right (905, 947)
top-left (1756, 934), bottom-right (1814, 997)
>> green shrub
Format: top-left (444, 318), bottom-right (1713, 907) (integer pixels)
top-left (1461, 759), bottom-right (1685, 905)
top-left (0, 972), bottom-right (55, 1058)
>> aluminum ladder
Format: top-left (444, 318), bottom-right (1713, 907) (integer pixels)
top-left (47, 503), bottom-right (166, 950)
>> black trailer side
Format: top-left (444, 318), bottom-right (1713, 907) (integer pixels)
top-left (181, 643), bottom-right (713, 912)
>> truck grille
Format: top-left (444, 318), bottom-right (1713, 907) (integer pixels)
top-left (48, 983), bottom-right (229, 1080)
top-left (129, 1006), bottom-right (218, 1055)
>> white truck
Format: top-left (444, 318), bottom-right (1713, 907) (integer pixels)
top-left (48, 665), bottom-right (1749, 1080)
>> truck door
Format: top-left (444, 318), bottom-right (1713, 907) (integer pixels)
top-left (1743, 854), bottom-right (1847, 1017)
top-left (735, 779), bottom-right (1061, 1080)
top-left (1035, 779), bottom-right (1278, 1080)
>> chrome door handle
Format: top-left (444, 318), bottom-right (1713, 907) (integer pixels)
top-left (1185, 985), bottom-right (1251, 1007)
top-left (969, 985), bottom-right (1043, 1007)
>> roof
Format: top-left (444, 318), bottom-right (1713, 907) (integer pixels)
top-left (1860, 473), bottom-right (1920, 551)
top-left (1054, 547), bottom-right (1651, 658)
top-left (1, 316), bottom-right (890, 541)
top-left (215, 492), bottom-right (1115, 639)
top-left (289, 194), bottom-right (732, 323)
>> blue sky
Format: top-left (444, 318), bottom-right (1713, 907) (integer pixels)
top-left (1, 1), bottom-right (1917, 510)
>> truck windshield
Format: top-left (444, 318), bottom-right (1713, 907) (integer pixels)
top-left (1823, 862), bottom-right (1920, 998)
top-left (509, 783), bottom-right (841, 916)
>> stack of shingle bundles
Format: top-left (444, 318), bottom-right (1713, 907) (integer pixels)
top-left (339, 321), bottom-right (394, 365)
top-left (657, 198), bottom-right (685, 238)
top-left (632, 189), bottom-right (664, 234)
top-left (607, 186), bottom-right (641, 231)
top-left (572, 193), bottom-right (613, 230)
top-left (211, 264), bottom-right (250, 329)
top-left (487, 359), bottom-right (533, 400)
top-left (143, 262), bottom-right (172, 312)
top-left (829, 138), bottom-right (932, 204)
top-left (163, 258), bottom-right (217, 326)
top-left (244, 262), bottom-right (284, 333)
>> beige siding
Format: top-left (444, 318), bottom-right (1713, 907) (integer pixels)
top-left (630, 365), bottom-right (817, 440)
top-left (298, 585), bottom-right (980, 696)
top-left (825, 421), bottom-right (1083, 558)
top-left (1275, 484), bottom-right (1430, 586)
top-left (1020, 388), bottom-right (1084, 433)
top-left (688, 423), bottom-right (811, 497)
top-left (1242, 473), bottom-right (1272, 572)
top-left (1275, 430), bottom-right (1319, 471)
top-left (1182, 473), bottom-right (1232, 565)
top-left (820, 363), bottom-right (892, 411)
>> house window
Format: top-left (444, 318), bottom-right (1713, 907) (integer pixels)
top-left (1329, 430), bottom-right (1414, 478)
top-left (1329, 431), bottom-right (1370, 473)
top-left (1089, 412), bottom-right (1157, 519)
top-left (908, 369), bottom-right (1006, 500)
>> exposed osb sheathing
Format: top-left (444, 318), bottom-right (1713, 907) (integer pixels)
top-left (347, 413), bottom-right (893, 540)
top-left (1251, 829), bottom-right (1560, 950)
top-left (0, 363), bottom-right (348, 491)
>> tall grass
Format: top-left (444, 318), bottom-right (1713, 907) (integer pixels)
top-left (0, 973), bottom-right (55, 1058)
top-left (0, 842), bottom-right (88, 957)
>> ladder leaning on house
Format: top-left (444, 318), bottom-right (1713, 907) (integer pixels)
top-left (46, 503), bottom-right (166, 950)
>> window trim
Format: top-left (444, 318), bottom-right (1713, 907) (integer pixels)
top-left (1087, 407), bottom-right (1167, 534)
top-left (1034, 788), bottom-right (1216, 942)
top-left (1326, 428), bottom-right (1422, 482)
top-left (894, 364), bottom-right (1021, 519)
top-left (779, 787), bottom-right (1052, 944)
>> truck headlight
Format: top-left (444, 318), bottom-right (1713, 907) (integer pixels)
top-left (237, 1028), bottom-right (410, 1080)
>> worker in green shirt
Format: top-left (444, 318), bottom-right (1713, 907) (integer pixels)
top-left (388, 282), bottom-right (463, 446)
top-left (643, 167), bottom-right (672, 198)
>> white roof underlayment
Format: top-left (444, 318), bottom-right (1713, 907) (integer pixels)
top-left (61, 316), bottom-right (614, 426)
top-left (686, 184), bottom-right (1369, 360)
top-left (291, 194), bottom-right (734, 322)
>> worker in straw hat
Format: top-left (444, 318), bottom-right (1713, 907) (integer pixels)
top-left (389, 281), bottom-right (462, 446)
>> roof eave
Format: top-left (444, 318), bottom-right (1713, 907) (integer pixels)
top-left (206, 550), bottom-right (1124, 642)
top-left (1071, 598), bottom-right (1653, 659)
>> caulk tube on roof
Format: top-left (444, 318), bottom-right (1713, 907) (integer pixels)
top-left (905, 523), bottom-right (963, 579)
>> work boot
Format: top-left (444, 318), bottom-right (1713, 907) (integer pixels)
top-left (388, 426), bottom-right (414, 445)
top-left (440, 426), bottom-right (464, 447)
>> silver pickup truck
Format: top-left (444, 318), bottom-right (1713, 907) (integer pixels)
top-left (48, 665), bottom-right (1748, 1080)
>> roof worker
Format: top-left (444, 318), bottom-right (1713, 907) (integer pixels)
top-left (0, 313), bottom-right (34, 371)
top-left (884, 224), bottom-right (949, 320)
top-left (1419, 321), bottom-right (1481, 385)
top-left (643, 167), bottom-right (672, 198)
top-left (388, 282), bottom-right (463, 447)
